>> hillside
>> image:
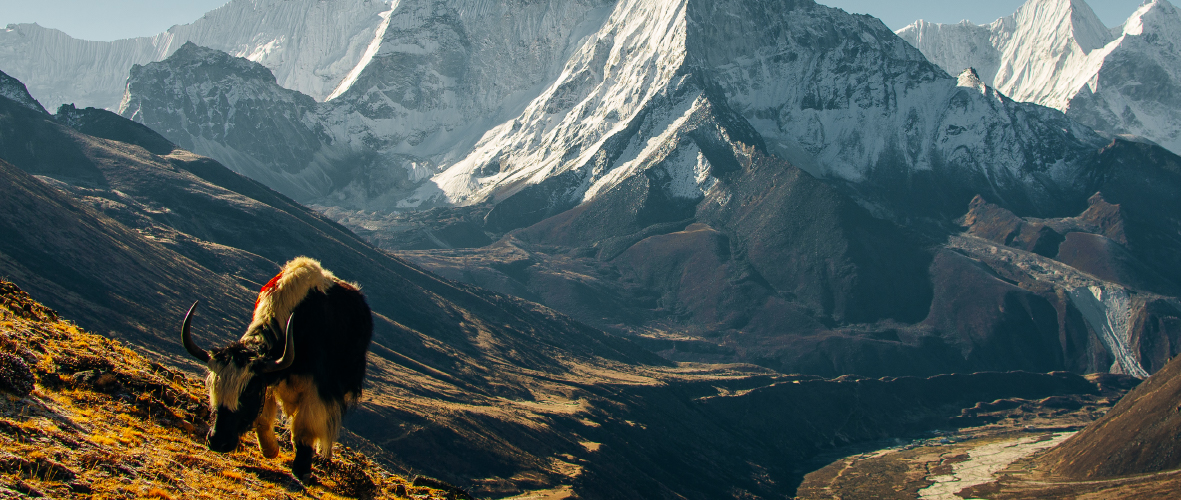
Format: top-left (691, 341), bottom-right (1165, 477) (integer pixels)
top-left (0, 280), bottom-right (456, 499)
top-left (402, 145), bottom-right (1181, 378)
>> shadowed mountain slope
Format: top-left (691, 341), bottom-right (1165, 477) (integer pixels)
top-left (406, 143), bottom-right (1181, 378)
top-left (98, 0), bottom-right (1181, 381)
top-left (1041, 349), bottom-right (1181, 479)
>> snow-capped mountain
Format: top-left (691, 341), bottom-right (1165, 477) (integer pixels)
top-left (118, 43), bottom-right (339, 200)
top-left (0, 0), bottom-right (393, 111)
top-left (120, 0), bottom-right (1112, 225)
top-left (898, 0), bottom-right (1181, 155)
top-left (119, 0), bottom-right (612, 204)
top-left (432, 0), bottom-right (1110, 224)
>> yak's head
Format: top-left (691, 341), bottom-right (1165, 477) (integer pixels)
top-left (181, 301), bottom-right (294, 453)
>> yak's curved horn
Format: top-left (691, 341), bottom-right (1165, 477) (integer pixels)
top-left (260, 313), bottom-right (295, 373)
top-left (181, 301), bottom-right (211, 363)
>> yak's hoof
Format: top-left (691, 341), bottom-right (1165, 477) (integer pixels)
top-left (293, 443), bottom-right (314, 484)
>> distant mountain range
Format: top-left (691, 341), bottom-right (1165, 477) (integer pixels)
top-left (898, 0), bottom-right (1181, 156)
top-left (113, 0), bottom-right (1119, 224)
top-left (0, 0), bottom-right (394, 111)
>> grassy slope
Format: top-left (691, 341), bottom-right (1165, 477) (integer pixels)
top-left (0, 280), bottom-right (456, 500)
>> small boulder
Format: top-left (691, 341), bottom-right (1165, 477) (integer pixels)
top-left (0, 353), bottom-right (34, 397)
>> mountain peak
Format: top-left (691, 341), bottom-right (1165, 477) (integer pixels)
top-left (160, 42), bottom-right (278, 83)
top-left (1120, 0), bottom-right (1181, 36)
top-left (0, 70), bottom-right (47, 114)
top-left (996, 0), bottom-right (1113, 82)
top-left (956, 67), bottom-right (986, 89)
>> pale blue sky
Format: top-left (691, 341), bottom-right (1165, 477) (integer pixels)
top-left (0, 0), bottom-right (1150, 41)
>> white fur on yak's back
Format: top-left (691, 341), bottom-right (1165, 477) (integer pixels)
top-left (247, 257), bottom-right (355, 338)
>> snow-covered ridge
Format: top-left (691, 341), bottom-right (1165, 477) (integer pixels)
top-left (423, 0), bottom-right (1107, 219)
top-left (326, 2), bottom-right (398, 101)
top-left (0, 69), bottom-right (46, 114)
top-left (120, 0), bottom-right (614, 207)
top-left (898, 0), bottom-right (1112, 106)
top-left (898, 0), bottom-right (1181, 155)
top-left (422, 0), bottom-right (692, 207)
top-left (0, 0), bottom-right (393, 111)
top-left (118, 0), bottom-right (1113, 222)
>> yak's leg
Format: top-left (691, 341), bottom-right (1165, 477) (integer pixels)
top-left (292, 442), bottom-right (315, 482)
top-left (289, 410), bottom-right (322, 482)
top-left (289, 395), bottom-right (340, 459)
top-left (276, 376), bottom-right (338, 482)
top-left (253, 388), bottom-right (280, 459)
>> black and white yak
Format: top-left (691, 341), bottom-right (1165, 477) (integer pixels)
top-left (180, 257), bottom-right (373, 480)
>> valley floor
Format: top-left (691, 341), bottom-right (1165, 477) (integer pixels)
top-left (793, 404), bottom-right (1181, 498)
top-left (796, 389), bottom-right (1176, 500)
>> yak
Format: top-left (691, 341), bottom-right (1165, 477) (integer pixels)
top-left (181, 257), bottom-right (373, 481)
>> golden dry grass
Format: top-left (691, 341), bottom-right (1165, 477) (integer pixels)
top-left (0, 281), bottom-right (455, 499)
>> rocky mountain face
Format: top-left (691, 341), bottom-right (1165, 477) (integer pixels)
top-left (898, 0), bottom-right (1181, 156)
top-left (119, 0), bottom-right (1117, 224)
top-left (0, 71), bottom-right (45, 114)
top-left (406, 145), bottom-right (1181, 378)
top-left (0, 0), bottom-right (395, 111)
top-left (0, 74), bottom-right (1120, 498)
top-left (119, 0), bottom-right (613, 206)
top-left (117, 42), bottom-right (340, 201)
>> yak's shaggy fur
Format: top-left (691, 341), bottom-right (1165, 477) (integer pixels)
top-left (196, 256), bottom-right (372, 479)
top-left (247, 256), bottom-right (356, 345)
